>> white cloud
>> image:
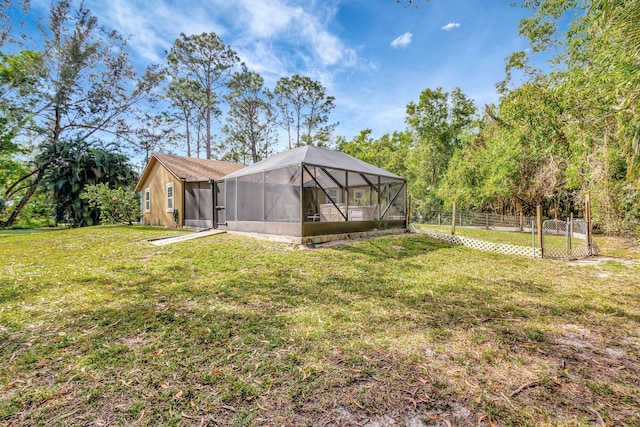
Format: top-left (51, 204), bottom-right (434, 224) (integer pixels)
top-left (87, 0), bottom-right (361, 99)
top-left (441, 22), bottom-right (461, 31)
top-left (81, 0), bottom-right (362, 88)
top-left (88, 0), bottom-right (227, 63)
top-left (232, 0), bottom-right (356, 68)
top-left (236, 0), bottom-right (298, 38)
top-left (390, 32), bottom-right (413, 48)
top-left (235, 41), bottom-right (288, 84)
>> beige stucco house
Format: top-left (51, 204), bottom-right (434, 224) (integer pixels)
top-left (134, 153), bottom-right (245, 228)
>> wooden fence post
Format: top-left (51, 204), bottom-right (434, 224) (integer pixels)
top-left (519, 211), bottom-right (524, 232)
top-left (585, 194), bottom-right (592, 255)
top-left (537, 204), bottom-right (544, 258)
top-left (451, 202), bottom-right (456, 235)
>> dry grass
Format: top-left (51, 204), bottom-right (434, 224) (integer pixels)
top-left (1, 226), bottom-right (639, 426)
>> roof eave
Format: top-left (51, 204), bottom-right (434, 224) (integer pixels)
top-left (185, 176), bottom-right (214, 182)
top-left (134, 154), bottom-right (184, 192)
top-left (134, 156), bottom-right (157, 192)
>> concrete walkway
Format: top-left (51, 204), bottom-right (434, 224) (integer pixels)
top-left (149, 229), bottom-right (226, 246)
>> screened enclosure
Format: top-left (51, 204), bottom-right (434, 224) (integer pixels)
top-left (184, 181), bottom-right (213, 228)
top-left (215, 146), bottom-right (406, 238)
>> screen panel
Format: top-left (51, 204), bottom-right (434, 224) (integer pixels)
top-left (265, 166), bottom-right (301, 223)
top-left (237, 172), bottom-right (264, 221)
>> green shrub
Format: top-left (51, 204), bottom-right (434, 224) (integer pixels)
top-left (80, 183), bottom-right (139, 225)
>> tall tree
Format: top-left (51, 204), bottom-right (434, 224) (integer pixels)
top-left (0, 0), bottom-right (159, 227)
top-left (337, 129), bottom-right (410, 178)
top-left (495, 0), bottom-right (640, 232)
top-left (223, 69), bottom-right (276, 164)
top-left (132, 111), bottom-right (178, 164)
top-left (405, 87), bottom-right (477, 215)
top-left (302, 79), bottom-right (336, 147)
top-left (166, 77), bottom-right (203, 158)
top-left (274, 75), bottom-right (336, 148)
top-left (166, 32), bottom-right (240, 159)
top-left (0, 50), bottom-right (45, 156)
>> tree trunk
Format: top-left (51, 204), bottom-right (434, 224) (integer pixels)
top-left (205, 85), bottom-right (212, 160)
top-left (306, 105), bottom-right (315, 145)
top-left (250, 121), bottom-right (258, 163)
top-left (1, 169), bottom-right (45, 228)
top-left (287, 116), bottom-right (292, 150)
top-left (185, 115), bottom-right (191, 157)
top-left (205, 107), bottom-right (211, 159)
top-left (295, 110), bottom-right (301, 148)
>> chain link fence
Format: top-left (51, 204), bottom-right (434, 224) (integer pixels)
top-left (542, 218), bottom-right (593, 259)
top-left (416, 211), bottom-right (536, 231)
top-left (413, 210), bottom-right (595, 260)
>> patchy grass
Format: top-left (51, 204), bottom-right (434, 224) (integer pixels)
top-left (1, 225), bottom-right (639, 426)
top-left (0, 227), bottom-right (65, 235)
top-left (593, 235), bottom-right (640, 259)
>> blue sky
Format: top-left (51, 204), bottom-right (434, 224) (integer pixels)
top-left (25, 0), bottom-right (536, 152)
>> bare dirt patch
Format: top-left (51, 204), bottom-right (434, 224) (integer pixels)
top-left (570, 256), bottom-right (640, 266)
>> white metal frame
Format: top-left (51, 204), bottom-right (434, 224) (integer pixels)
top-left (144, 188), bottom-right (151, 213)
top-left (166, 182), bottom-right (174, 212)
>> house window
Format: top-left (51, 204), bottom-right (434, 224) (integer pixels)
top-left (326, 188), bottom-right (339, 203)
top-left (166, 182), bottom-right (174, 212)
top-left (144, 188), bottom-right (151, 213)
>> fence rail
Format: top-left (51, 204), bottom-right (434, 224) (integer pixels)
top-left (413, 210), bottom-right (595, 260)
top-left (417, 211), bottom-right (535, 231)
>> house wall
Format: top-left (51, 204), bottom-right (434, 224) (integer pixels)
top-left (138, 160), bottom-right (184, 227)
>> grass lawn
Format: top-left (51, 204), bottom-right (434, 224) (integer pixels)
top-left (1, 226), bottom-right (639, 426)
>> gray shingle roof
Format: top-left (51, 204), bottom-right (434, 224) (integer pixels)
top-left (220, 146), bottom-right (403, 180)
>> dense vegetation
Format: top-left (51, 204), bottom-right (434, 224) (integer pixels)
top-left (340, 0), bottom-right (640, 235)
top-left (0, 0), bottom-right (336, 227)
top-left (0, 1), bottom-right (157, 227)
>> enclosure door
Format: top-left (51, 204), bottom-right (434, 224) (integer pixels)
top-left (184, 182), bottom-right (213, 229)
top-left (214, 181), bottom-right (225, 228)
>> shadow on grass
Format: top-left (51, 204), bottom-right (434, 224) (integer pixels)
top-left (330, 234), bottom-right (457, 260)
top-left (1, 294), bottom-right (471, 426)
top-left (3, 230), bottom-right (640, 426)
top-left (0, 227), bottom-right (66, 237)
top-left (5, 272), bottom-right (631, 426)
